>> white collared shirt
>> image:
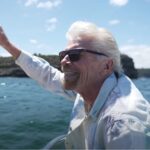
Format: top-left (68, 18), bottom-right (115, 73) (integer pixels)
top-left (16, 51), bottom-right (150, 149)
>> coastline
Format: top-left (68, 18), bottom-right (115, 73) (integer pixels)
top-left (0, 54), bottom-right (149, 78)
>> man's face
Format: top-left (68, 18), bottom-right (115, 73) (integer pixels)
top-left (60, 42), bottom-right (108, 92)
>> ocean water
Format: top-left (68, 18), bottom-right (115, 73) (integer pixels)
top-left (0, 77), bottom-right (150, 149)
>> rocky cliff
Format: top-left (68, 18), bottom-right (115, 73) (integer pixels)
top-left (121, 54), bottom-right (138, 79)
top-left (0, 54), bottom-right (148, 78)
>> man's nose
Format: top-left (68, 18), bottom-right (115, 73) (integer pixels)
top-left (60, 55), bottom-right (71, 66)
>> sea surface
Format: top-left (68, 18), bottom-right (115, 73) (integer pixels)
top-left (0, 77), bottom-right (150, 149)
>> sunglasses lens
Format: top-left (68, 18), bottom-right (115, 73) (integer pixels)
top-left (59, 51), bottom-right (66, 61)
top-left (69, 53), bottom-right (80, 62)
top-left (59, 50), bottom-right (81, 62)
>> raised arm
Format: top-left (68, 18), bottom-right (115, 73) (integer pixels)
top-left (0, 26), bottom-right (21, 59)
top-left (0, 26), bottom-right (76, 100)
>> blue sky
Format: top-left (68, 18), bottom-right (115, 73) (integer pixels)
top-left (0, 0), bottom-right (150, 68)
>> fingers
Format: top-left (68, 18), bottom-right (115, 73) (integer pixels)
top-left (0, 26), bottom-right (2, 32)
top-left (0, 26), bottom-right (8, 47)
top-left (0, 26), bottom-right (3, 31)
top-left (0, 26), bottom-right (4, 35)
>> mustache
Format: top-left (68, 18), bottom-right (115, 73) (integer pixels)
top-left (61, 65), bottom-right (74, 73)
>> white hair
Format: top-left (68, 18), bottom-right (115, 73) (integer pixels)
top-left (66, 21), bottom-right (123, 76)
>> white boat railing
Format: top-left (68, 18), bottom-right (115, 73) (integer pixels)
top-left (42, 134), bottom-right (66, 150)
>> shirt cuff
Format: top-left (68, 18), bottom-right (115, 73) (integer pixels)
top-left (15, 50), bottom-right (33, 66)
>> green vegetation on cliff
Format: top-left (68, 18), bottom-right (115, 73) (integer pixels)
top-left (121, 54), bottom-right (138, 79)
top-left (0, 54), bottom-right (149, 78)
top-left (0, 54), bottom-right (60, 77)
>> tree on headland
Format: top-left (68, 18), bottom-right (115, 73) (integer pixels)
top-left (0, 54), bottom-right (145, 78)
top-left (121, 54), bottom-right (138, 79)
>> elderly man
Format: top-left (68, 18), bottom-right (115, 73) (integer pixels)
top-left (0, 21), bottom-right (150, 149)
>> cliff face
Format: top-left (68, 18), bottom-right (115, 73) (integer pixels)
top-left (121, 54), bottom-right (138, 79)
top-left (0, 57), bottom-right (27, 77)
top-left (0, 55), bottom-right (60, 77)
top-left (0, 54), bottom-right (146, 78)
top-left (0, 67), bottom-right (27, 77)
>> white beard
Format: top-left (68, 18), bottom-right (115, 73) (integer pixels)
top-left (62, 71), bottom-right (80, 90)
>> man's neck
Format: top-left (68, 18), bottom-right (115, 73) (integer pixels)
top-left (77, 81), bottom-right (104, 112)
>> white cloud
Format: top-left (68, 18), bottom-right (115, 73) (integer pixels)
top-left (109, 19), bottom-right (120, 25)
top-left (53, 0), bottom-right (62, 7)
top-left (25, 0), bottom-right (38, 7)
top-left (30, 39), bottom-right (38, 44)
top-left (24, 0), bottom-right (62, 10)
top-left (37, 1), bottom-right (53, 9)
top-left (120, 44), bottom-right (150, 68)
top-left (110, 0), bottom-right (128, 6)
top-left (28, 39), bottom-right (53, 53)
top-left (46, 17), bottom-right (58, 31)
top-left (37, 0), bottom-right (62, 9)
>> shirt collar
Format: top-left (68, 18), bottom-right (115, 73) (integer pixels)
top-left (88, 72), bottom-right (117, 119)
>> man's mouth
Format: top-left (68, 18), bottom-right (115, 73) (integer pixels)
top-left (64, 71), bottom-right (77, 76)
top-left (63, 71), bottom-right (79, 80)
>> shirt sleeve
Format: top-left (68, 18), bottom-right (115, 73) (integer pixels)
top-left (15, 51), bottom-right (76, 100)
top-left (104, 115), bottom-right (149, 149)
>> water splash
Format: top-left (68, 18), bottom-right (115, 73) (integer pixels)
top-left (0, 83), bottom-right (6, 86)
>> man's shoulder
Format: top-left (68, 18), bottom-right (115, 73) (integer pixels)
top-left (102, 74), bottom-right (150, 124)
top-left (114, 74), bottom-right (145, 101)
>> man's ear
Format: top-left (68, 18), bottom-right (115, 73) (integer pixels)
top-left (105, 59), bottom-right (113, 71)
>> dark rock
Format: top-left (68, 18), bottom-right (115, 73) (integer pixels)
top-left (0, 67), bottom-right (27, 77)
top-left (0, 54), bottom-right (146, 79)
top-left (121, 54), bottom-right (138, 79)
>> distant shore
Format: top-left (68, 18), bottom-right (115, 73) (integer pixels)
top-left (0, 54), bottom-right (150, 78)
top-left (137, 68), bottom-right (150, 78)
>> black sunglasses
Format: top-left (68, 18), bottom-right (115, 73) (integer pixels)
top-left (59, 49), bottom-right (108, 62)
